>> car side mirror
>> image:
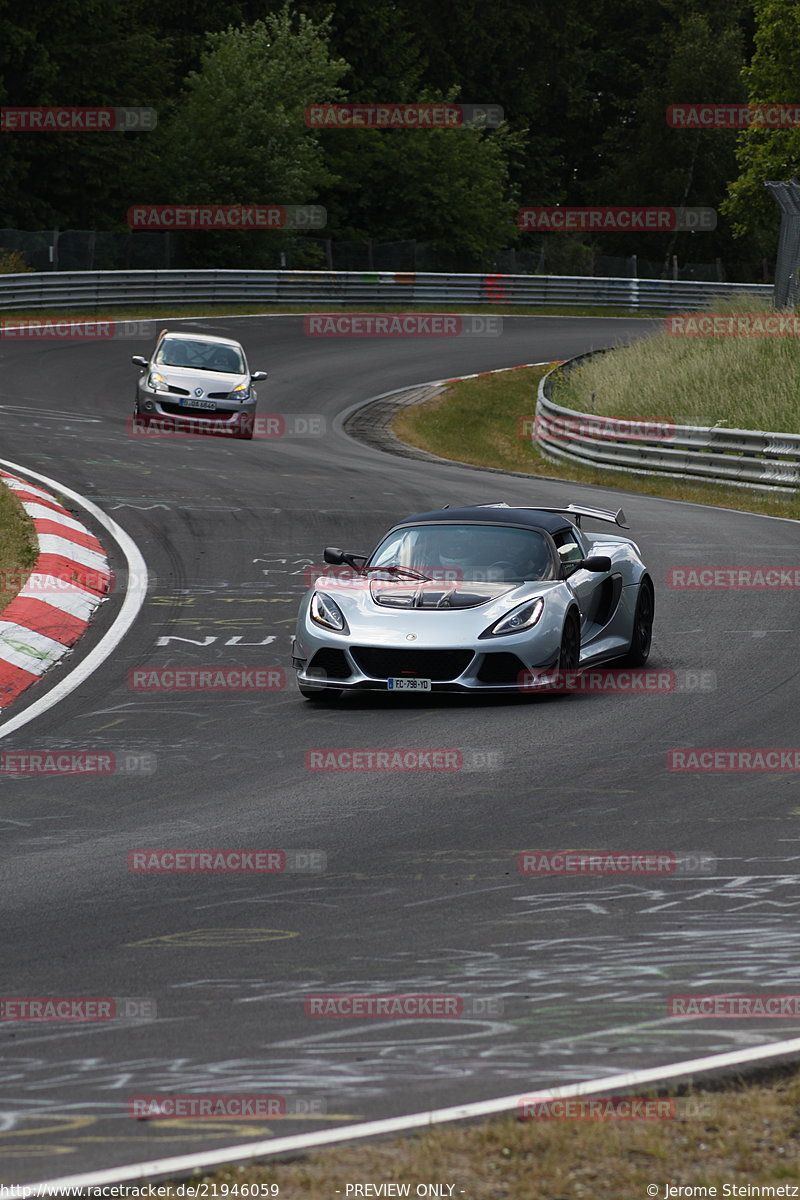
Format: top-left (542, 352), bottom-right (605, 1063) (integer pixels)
top-left (131, 356), bottom-right (148, 367)
top-left (251, 371), bottom-right (268, 381)
top-left (324, 546), bottom-right (367, 569)
top-left (560, 555), bottom-right (611, 579)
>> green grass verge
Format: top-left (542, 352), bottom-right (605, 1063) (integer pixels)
top-left (555, 296), bottom-right (800, 432)
top-left (159, 1073), bottom-right (800, 1197)
top-left (0, 479), bottom-right (38, 610)
top-left (392, 365), bottom-right (800, 520)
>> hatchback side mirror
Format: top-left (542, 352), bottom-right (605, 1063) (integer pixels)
top-left (131, 356), bottom-right (148, 367)
top-left (251, 370), bottom-right (268, 381)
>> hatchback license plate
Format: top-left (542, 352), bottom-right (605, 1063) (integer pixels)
top-left (387, 677), bottom-right (431, 691)
top-left (180, 398), bottom-right (216, 410)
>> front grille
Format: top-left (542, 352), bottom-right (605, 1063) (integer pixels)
top-left (307, 649), bottom-right (352, 680)
top-left (476, 652), bottom-right (528, 684)
top-left (158, 402), bottom-right (233, 419)
top-left (166, 384), bottom-right (190, 395)
top-left (351, 647), bottom-right (473, 681)
top-left (208, 391), bottom-right (232, 400)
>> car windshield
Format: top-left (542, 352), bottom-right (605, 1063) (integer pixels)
top-left (368, 523), bottom-right (553, 582)
top-left (155, 338), bottom-right (245, 374)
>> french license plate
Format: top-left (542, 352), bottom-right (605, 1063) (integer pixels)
top-left (180, 398), bottom-right (216, 410)
top-left (387, 677), bottom-right (432, 691)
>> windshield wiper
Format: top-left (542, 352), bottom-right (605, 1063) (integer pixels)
top-left (362, 565), bottom-right (431, 582)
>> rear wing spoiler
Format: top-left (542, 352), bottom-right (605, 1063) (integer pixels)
top-left (515, 504), bottom-right (630, 529)
top-left (462, 501), bottom-right (629, 529)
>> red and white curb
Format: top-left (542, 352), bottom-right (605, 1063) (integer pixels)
top-left (0, 470), bottom-right (110, 710)
top-left (441, 359), bottom-right (563, 384)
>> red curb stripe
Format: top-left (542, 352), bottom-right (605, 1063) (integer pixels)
top-left (0, 597), bottom-right (89, 647)
top-left (0, 470), bottom-right (110, 713)
top-left (34, 554), bottom-right (110, 596)
top-left (31, 520), bottom-right (105, 555)
top-left (0, 659), bottom-right (40, 705)
top-left (8, 488), bottom-right (74, 517)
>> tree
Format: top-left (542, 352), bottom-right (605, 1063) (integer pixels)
top-left (723, 0), bottom-right (800, 253)
top-left (154, 3), bottom-right (347, 265)
top-left (0, 0), bottom-right (171, 228)
top-left (592, 4), bottom-right (751, 265)
top-left (321, 111), bottom-right (523, 267)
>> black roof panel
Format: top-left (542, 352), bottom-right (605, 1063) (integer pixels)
top-left (393, 504), bottom-right (573, 535)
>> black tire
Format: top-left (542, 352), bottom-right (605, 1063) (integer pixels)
top-left (620, 579), bottom-right (654, 667)
top-left (299, 685), bottom-right (342, 702)
top-left (558, 611), bottom-right (581, 670)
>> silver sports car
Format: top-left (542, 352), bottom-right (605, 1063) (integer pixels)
top-left (292, 501), bottom-right (654, 700)
top-left (131, 331), bottom-right (267, 440)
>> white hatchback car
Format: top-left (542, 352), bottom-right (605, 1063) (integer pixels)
top-left (132, 331), bottom-right (267, 440)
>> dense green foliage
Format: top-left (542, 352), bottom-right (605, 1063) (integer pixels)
top-left (0, 0), bottom-right (792, 271)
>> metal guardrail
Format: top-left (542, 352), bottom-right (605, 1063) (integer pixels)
top-left (535, 351), bottom-right (800, 492)
top-left (0, 268), bottom-right (772, 313)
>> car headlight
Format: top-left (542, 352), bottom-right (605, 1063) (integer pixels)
top-left (229, 383), bottom-right (251, 402)
top-left (310, 591), bottom-right (348, 633)
top-left (480, 597), bottom-right (544, 638)
top-left (147, 371), bottom-right (169, 392)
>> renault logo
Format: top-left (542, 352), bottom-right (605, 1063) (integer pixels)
top-left (194, 387), bottom-right (204, 397)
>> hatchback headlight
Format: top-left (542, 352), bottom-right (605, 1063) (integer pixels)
top-left (481, 597), bottom-right (544, 638)
top-left (147, 371), bottom-right (169, 392)
top-left (310, 591), bottom-right (348, 632)
top-left (229, 382), bottom-right (251, 401)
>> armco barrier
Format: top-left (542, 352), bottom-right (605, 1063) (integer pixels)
top-left (0, 269), bottom-right (771, 313)
top-left (535, 351), bottom-right (800, 492)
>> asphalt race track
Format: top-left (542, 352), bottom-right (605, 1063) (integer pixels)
top-left (2, 314), bottom-right (800, 1182)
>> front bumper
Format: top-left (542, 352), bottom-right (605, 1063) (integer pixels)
top-left (293, 641), bottom-right (560, 694)
top-left (135, 388), bottom-right (256, 433)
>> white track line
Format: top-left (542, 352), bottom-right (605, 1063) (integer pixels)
top-left (30, 1035), bottom-right (800, 1189)
top-left (0, 458), bottom-right (148, 739)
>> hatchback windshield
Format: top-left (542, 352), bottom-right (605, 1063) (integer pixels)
top-left (155, 338), bottom-right (245, 374)
top-left (368, 523), bottom-right (553, 582)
